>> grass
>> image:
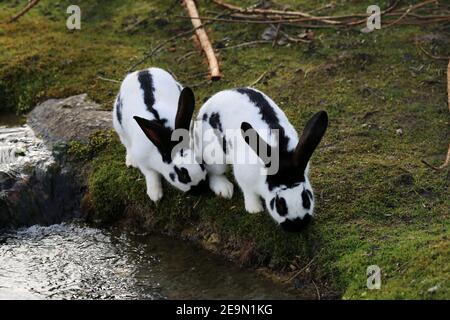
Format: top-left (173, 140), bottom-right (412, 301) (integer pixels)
top-left (1, 0), bottom-right (449, 299)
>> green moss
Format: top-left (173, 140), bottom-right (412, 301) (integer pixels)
top-left (1, 0), bottom-right (449, 299)
top-left (67, 130), bottom-right (115, 160)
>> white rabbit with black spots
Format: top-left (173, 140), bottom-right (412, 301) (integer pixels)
top-left (194, 87), bottom-right (328, 232)
top-left (113, 67), bottom-right (207, 202)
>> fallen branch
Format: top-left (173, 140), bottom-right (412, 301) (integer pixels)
top-left (424, 60), bottom-right (450, 170)
top-left (210, 0), bottom-right (446, 28)
top-left (212, 0), bottom-right (341, 24)
top-left (183, 0), bottom-right (221, 81)
top-left (8, 0), bottom-right (41, 23)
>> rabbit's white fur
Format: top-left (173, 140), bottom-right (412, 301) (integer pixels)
top-left (194, 88), bottom-right (327, 232)
top-left (113, 67), bottom-right (206, 202)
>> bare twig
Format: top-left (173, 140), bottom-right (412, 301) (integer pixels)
top-left (216, 40), bottom-right (271, 51)
top-left (8, 0), bottom-right (41, 23)
top-left (97, 76), bottom-right (121, 84)
top-left (312, 280), bottom-right (321, 300)
top-left (176, 50), bottom-right (198, 63)
top-left (439, 61), bottom-right (450, 169)
top-left (424, 61), bottom-right (450, 170)
top-left (385, 0), bottom-right (440, 28)
top-left (272, 23), bottom-right (281, 47)
top-left (212, 0), bottom-right (341, 24)
top-left (418, 46), bottom-right (450, 61)
top-left (421, 159), bottom-right (440, 171)
top-left (183, 0), bottom-right (221, 80)
top-left (448, 60), bottom-right (450, 112)
top-left (438, 144), bottom-right (450, 169)
top-left (210, 0), bottom-right (446, 28)
top-left (250, 70), bottom-right (269, 87)
top-left (284, 256), bottom-right (316, 283)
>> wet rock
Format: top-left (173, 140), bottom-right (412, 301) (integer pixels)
top-left (27, 94), bottom-right (111, 147)
top-left (1, 94), bottom-right (112, 230)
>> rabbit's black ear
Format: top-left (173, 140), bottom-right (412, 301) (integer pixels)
top-left (134, 116), bottom-right (172, 160)
top-left (293, 111), bottom-right (328, 172)
top-left (241, 122), bottom-right (274, 166)
top-left (175, 87), bottom-right (195, 131)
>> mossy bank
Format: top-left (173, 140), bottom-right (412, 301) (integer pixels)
top-left (1, 0), bottom-right (449, 299)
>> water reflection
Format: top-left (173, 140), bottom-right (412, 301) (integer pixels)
top-left (0, 223), bottom-right (300, 300)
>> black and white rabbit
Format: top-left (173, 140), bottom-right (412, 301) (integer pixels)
top-left (113, 67), bottom-right (207, 202)
top-left (194, 87), bottom-right (328, 232)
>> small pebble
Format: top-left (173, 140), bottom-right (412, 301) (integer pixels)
top-left (396, 128), bottom-right (403, 135)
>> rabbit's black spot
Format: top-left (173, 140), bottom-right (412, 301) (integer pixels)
top-left (209, 112), bottom-right (223, 132)
top-left (235, 88), bottom-right (290, 152)
top-left (202, 113), bottom-right (208, 122)
top-left (270, 198), bottom-right (275, 210)
top-left (138, 70), bottom-right (166, 124)
top-left (280, 214), bottom-right (311, 232)
top-left (275, 196), bottom-right (288, 216)
top-left (301, 189), bottom-right (311, 209)
top-left (169, 173), bottom-right (175, 182)
top-left (174, 166), bottom-right (191, 184)
top-left (115, 94), bottom-right (123, 125)
top-left (266, 160), bottom-right (305, 190)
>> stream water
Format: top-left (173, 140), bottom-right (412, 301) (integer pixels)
top-left (0, 222), bottom-right (300, 300)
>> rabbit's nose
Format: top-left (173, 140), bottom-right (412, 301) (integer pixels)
top-left (188, 177), bottom-right (209, 196)
top-left (280, 214), bottom-right (312, 232)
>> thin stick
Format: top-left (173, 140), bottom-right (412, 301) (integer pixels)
top-left (421, 159), bottom-right (440, 171)
top-left (418, 46), bottom-right (450, 61)
top-left (8, 0), bottom-right (41, 23)
top-left (97, 76), bottom-right (121, 84)
top-left (448, 60), bottom-right (450, 112)
top-left (438, 144), bottom-right (450, 169)
top-left (216, 40), bottom-right (271, 51)
top-left (439, 61), bottom-right (450, 169)
top-left (272, 23), bottom-right (281, 47)
top-left (312, 279), bottom-right (321, 300)
top-left (212, 0), bottom-right (340, 24)
top-left (250, 70), bottom-right (269, 87)
top-left (284, 256), bottom-right (316, 283)
top-left (183, 0), bottom-right (221, 80)
top-left (385, 0), bottom-right (439, 27)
